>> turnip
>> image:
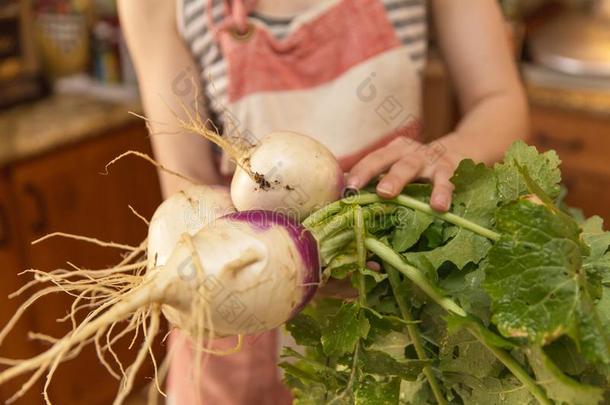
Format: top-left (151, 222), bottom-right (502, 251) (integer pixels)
top-left (167, 106), bottom-right (345, 220)
top-left (0, 187), bottom-right (320, 405)
top-left (0, 107), bottom-right (343, 404)
top-left (146, 184), bottom-right (235, 270)
top-left (230, 131), bottom-right (345, 221)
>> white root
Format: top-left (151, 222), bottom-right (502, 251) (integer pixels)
top-left (0, 287), bottom-right (151, 391)
top-left (128, 205), bottom-right (150, 226)
top-left (32, 232), bottom-right (138, 251)
top-left (113, 308), bottom-right (160, 405)
top-left (102, 150), bottom-right (197, 186)
top-left (0, 145), bottom-right (253, 404)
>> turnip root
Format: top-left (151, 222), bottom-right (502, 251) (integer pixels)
top-left (0, 106), bottom-right (339, 404)
top-left (230, 131), bottom-right (345, 221)
top-left (167, 104), bottom-right (344, 220)
top-left (149, 210), bottom-right (320, 337)
top-left (0, 203), bottom-right (320, 405)
top-left (147, 185), bottom-right (235, 269)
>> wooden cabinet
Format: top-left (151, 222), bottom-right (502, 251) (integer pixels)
top-left (529, 105), bottom-right (610, 222)
top-left (0, 170), bottom-right (42, 405)
top-left (0, 122), bottom-right (163, 404)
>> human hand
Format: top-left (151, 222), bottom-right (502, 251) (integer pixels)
top-left (346, 136), bottom-right (464, 212)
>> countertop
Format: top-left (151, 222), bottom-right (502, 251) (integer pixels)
top-left (526, 84), bottom-right (610, 117)
top-left (0, 94), bottom-right (141, 167)
top-left (523, 63), bottom-right (610, 118)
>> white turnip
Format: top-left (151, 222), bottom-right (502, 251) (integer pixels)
top-left (170, 108), bottom-right (344, 220)
top-left (0, 188), bottom-right (320, 405)
top-left (146, 184), bottom-right (235, 269)
top-left (230, 131), bottom-right (345, 221)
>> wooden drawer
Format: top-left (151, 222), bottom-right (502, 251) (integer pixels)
top-left (561, 164), bottom-right (610, 224)
top-left (529, 105), bottom-right (610, 176)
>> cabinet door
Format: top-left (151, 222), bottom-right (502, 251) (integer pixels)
top-left (0, 170), bottom-right (43, 405)
top-left (530, 106), bottom-right (610, 176)
top-left (561, 165), bottom-right (610, 222)
top-left (529, 105), bottom-right (610, 224)
top-left (10, 123), bottom-right (163, 405)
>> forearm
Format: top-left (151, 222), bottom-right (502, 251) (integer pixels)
top-left (431, 0), bottom-right (529, 166)
top-left (118, 0), bottom-right (220, 198)
top-left (441, 87), bottom-right (529, 165)
top-left (143, 75), bottom-right (221, 197)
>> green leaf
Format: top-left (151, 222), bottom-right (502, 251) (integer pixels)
top-left (573, 294), bottom-right (610, 365)
top-left (483, 200), bottom-right (610, 364)
top-left (391, 207), bottom-right (434, 252)
top-left (359, 349), bottom-right (428, 380)
top-left (399, 376), bottom-right (433, 405)
top-left (494, 141), bottom-right (562, 204)
top-left (447, 374), bottom-right (537, 405)
top-left (544, 337), bottom-right (588, 376)
top-left (440, 266), bottom-right (491, 321)
top-left (358, 267), bottom-right (388, 283)
top-left (526, 347), bottom-right (604, 405)
top-left (321, 303), bottom-right (370, 357)
top-left (355, 376), bottom-right (401, 405)
top-left (483, 200), bottom-right (582, 344)
top-left (280, 361), bottom-right (325, 384)
top-left (286, 314), bottom-right (322, 347)
top-left (439, 327), bottom-right (503, 379)
top-left (284, 375), bottom-right (330, 405)
top-left (367, 330), bottom-right (411, 361)
top-left (582, 216), bottom-right (610, 260)
top-left (581, 216), bottom-right (610, 299)
top-left (326, 251), bottom-right (359, 280)
top-left (405, 160), bottom-right (496, 270)
top-left (421, 220), bottom-right (446, 249)
top-left (446, 315), bottom-right (516, 351)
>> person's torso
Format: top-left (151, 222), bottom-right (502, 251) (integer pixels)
top-left (177, 0), bottom-right (428, 173)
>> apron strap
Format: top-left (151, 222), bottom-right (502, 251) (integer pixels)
top-left (207, 0), bottom-right (257, 38)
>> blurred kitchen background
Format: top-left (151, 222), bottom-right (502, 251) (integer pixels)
top-left (0, 0), bottom-right (609, 403)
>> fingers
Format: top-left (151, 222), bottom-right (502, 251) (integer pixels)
top-left (429, 165), bottom-right (455, 212)
top-left (346, 138), bottom-right (412, 189)
top-left (376, 156), bottom-right (423, 198)
top-left (346, 137), bottom-right (459, 209)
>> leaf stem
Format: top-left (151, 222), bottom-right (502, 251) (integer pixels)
top-left (392, 195), bottom-right (501, 242)
top-left (365, 238), bottom-right (466, 317)
top-left (353, 206), bottom-right (367, 306)
top-left (303, 194), bottom-right (382, 228)
top-left (319, 229), bottom-right (354, 265)
top-left (466, 328), bottom-right (552, 405)
top-left (386, 264), bottom-right (447, 405)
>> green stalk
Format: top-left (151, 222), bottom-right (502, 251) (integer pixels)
top-left (305, 192), bottom-right (500, 242)
top-left (386, 264), bottom-right (447, 405)
top-left (311, 210), bottom-right (353, 241)
top-left (393, 195), bottom-right (501, 241)
top-left (466, 328), bottom-right (552, 405)
top-left (353, 206), bottom-right (367, 306)
top-left (303, 193), bottom-right (381, 227)
top-left (311, 203), bottom-right (393, 242)
top-left (365, 238), bottom-right (466, 317)
top-left (319, 229), bottom-right (354, 264)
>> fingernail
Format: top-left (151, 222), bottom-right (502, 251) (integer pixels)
top-left (376, 183), bottom-right (394, 196)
